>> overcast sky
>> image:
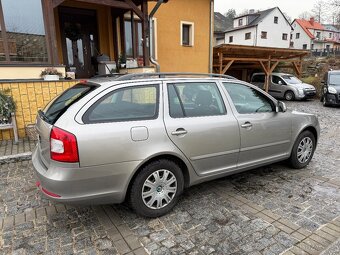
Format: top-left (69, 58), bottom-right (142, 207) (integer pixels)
top-left (214, 0), bottom-right (316, 20)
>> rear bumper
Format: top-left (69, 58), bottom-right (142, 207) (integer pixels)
top-left (32, 146), bottom-right (140, 205)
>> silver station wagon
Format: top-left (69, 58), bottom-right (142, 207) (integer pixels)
top-left (33, 73), bottom-right (320, 217)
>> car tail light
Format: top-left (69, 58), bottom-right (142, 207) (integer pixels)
top-left (50, 127), bottom-right (79, 163)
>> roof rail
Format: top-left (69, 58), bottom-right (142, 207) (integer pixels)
top-left (115, 72), bottom-right (236, 81)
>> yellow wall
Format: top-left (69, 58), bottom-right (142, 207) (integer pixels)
top-left (149, 0), bottom-right (212, 73)
top-left (0, 81), bottom-right (77, 140)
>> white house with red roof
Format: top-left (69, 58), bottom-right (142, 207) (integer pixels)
top-left (221, 7), bottom-right (293, 48)
top-left (291, 18), bottom-right (339, 50)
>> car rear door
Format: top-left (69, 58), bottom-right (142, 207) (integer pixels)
top-left (163, 80), bottom-right (240, 176)
top-left (222, 81), bottom-right (292, 169)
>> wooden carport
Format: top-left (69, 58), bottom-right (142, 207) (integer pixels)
top-left (213, 44), bottom-right (309, 92)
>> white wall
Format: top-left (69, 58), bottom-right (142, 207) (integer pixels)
top-left (256, 8), bottom-right (292, 48)
top-left (291, 21), bottom-right (312, 49)
top-left (224, 27), bottom-right (257, 46)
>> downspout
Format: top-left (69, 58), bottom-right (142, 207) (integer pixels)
top-left (149, 0), bottom-right (165, 72)
top-left (209, 0), bottom-right (214, 73)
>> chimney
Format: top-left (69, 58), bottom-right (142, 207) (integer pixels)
top-left (310, 17), bottom-right (315, 25)
top-left (249, 9), bottom-right (255, 14)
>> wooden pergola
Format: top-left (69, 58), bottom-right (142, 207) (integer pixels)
top-left (213, 44), bottom-right (310, 92)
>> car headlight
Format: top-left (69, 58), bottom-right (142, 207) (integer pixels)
top-left (328, 86), bottom-right (337, 94)
top-left (298, 88), bottom-right (304, 95)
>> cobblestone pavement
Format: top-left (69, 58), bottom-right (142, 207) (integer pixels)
top-left (0, 100), bottom-right (340, 255)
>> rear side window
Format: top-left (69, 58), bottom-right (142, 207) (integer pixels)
top-left (83, 85), bottom-right (158, 123)
top-left (252, 75), bottom-right (265, 83)
top-left (168, 82), bottom-right (226, 118)
top-left (41, 83), bottom-right (98, 124)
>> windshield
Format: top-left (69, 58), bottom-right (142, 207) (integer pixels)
top-left (329, 74), bottom-right (340, 85)
top-left (41, 83), bottom-right (98, 124)
top-left (282, 75), bottom-right (302, 84)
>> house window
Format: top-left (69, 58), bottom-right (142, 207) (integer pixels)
top-left (316, 32), bottom-right (321, 39)
top-left (290, 34), bottom-right (293, 40)
top-left (261, 31), bottom-right (267, 39)
top-left (296, 33), bottom-right (300, 39)
top-left (329, 33), bottom-right (332, 38)
top-left (282, 33), bottom-right (288, 40)
top-left (238, 19), bottom-right (243, 26)
top-left (0, 0), bottom-right (48, 63)
top-left (124, 18), bottom-right (144, 58)
top-left (245, 32), bottom-right (251, 40)
top-left (311, 44), bottom-right (314, 50)
top-left (303, 44), bottom-right (307, 49)
top-left (181, 22), bottom-right (194, 46)
top-left (229, 36), bottom-right (233, 43)
top-left (274, 16), bottom-right (278, 24)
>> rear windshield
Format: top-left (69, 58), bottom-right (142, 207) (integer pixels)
top-left (40, 83), bottom-right (98, 124)
top-left (329, 74), bottom-right (340, 85)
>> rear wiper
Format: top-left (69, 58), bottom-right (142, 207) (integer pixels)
top-left (38, 110), bottom-right (50, 123)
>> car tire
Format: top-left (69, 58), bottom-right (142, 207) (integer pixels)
top-left (284, 91), bottom-right (295, 101)
top-left (323, 95), bottom-right (329, 107)
top-left (289, 131), bottom-right (316, 169)
top-left (128, 159), bottom-right (184, 218)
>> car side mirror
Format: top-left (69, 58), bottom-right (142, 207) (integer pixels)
top-left (277, 101), bottom-right (287, 113)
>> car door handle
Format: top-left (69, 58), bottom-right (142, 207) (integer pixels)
top-left (171, 128), bottom-right (188, 136)
top-left (241, 122), bottom-right (253, 128)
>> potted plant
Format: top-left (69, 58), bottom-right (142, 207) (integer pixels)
top-left (118, 54), bottom-right (126, 69)
top-left (0, 89), bottom-right (16, 125)
top-left (40, 68), bottom-right (63, 81)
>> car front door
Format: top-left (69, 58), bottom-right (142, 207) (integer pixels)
top-left (271, 75), bottom-right (287, 98)
top-left (163, 81), bottom-right (240, 176)
top-left (222, 82), bottom-right (292, 169)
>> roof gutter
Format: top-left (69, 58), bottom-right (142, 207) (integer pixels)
top-left (149, 0), bottom-right (166, 72)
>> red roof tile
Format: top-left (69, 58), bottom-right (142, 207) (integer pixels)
top-left (295, 18), bottom-right (325, 39)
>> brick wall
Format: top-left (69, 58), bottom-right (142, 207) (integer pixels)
top-left (0, 81), bottom-right (78, 140)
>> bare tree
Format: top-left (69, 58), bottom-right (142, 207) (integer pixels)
top-left (312, 0), bottom-right (330, 23)
top-left (298, 11), bottom-right (312, 20)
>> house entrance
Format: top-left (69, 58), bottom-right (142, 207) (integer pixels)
top-left (59, 7), bottom-right (99, 78)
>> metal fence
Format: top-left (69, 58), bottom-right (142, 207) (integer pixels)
top-left (311, 48), bottom-right (340, 57)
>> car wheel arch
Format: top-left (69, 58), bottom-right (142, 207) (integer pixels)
top-left (290, 125), bottom-right (318, 155)
top-left (124, 153), bottom-right (191, 202)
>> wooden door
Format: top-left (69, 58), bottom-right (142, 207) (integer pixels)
top-left (59, 7), bottom-right (98, 78)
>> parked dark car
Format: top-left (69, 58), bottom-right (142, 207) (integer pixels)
top-left (321, 70), bottom-right (340, 106)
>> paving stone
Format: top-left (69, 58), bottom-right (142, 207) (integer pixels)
top-left (256, 212), bottom-right (275, 223)
top-left (327, 223), bottom-right (340, 233)
top-left (46, 206), bottom-right (57, 216)
top-left (14, 213), bottom-right (25, 225)
top-left (297, 241), bottom-right (320, 254)
top-left (113, 239), bottom-right (131, 254)
top-left (124, 235), bottom-right (142, 250)
top-left (133, 247), bottom-right (148, 255)
top-left (262, 210), bottom-right (281, 221)
top-left (291, 231), bottom-right (307, 242)
top-left (290, 246), bottom-right (309, 255)
top-left (278, 218), bottom-right (300, 230)
top-left (320, 226), bottom-right (340, 237)
top-left (3, 215), bottom-right (14, 229)
top-left (36, 207), bottom-right (46, 218)
top-left (117, 224), bottom-right (134, 237)
top-left (107, 226), bottom-right (122, 242)
top-left (309, 234), bottom-right (331, 247)
top-left (272, 221), bottom-right (294, 234)
top-left (297, 228), bottom-right (312, 237)
top-left (25, 210), bottom-right (35, 222)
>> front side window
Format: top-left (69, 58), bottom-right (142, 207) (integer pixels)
top-left (223, 82), bottom-right (274, 114)
top-left (168, 82), bottom-right (226, 118)
top-left (0, 0), bottom-right (48, 63)
top-left (84, 85), bottom-right (158, 123)
top-left (272, 75), bottom-right (286, 85)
